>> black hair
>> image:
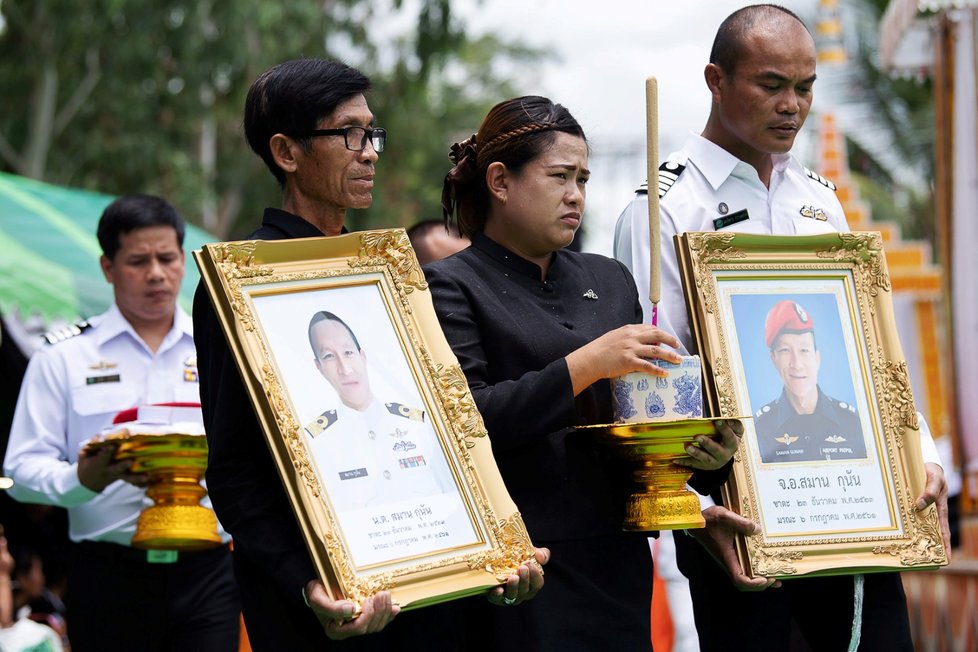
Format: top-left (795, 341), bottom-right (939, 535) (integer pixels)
top-left (406, 219), bottom-right (459, 242)
top-left (407, 219), bottom-right (467, 265)
top-left (709, 4), bottom-right (809, 74)
top-left (96, 194), bottom-right (185, 261)
top-left (244, 58), bottom-right (372, 187)
top-left (308, 311), bottom-right (361, 357)
top-left (9, 542), bottom-right (41, 580)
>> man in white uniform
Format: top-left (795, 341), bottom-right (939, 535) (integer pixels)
top-left (4, 194), bottom-right (239, 651)
top-left (304, 311), bottom-right (455, 512)
top-left (614, 5), bottom-right (948, 650)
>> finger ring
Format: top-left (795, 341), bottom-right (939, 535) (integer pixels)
top-left (502, 595), bottom-right (517, 606)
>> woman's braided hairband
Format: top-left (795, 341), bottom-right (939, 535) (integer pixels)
top-left (477, 121), bottom-right (558, 162)
top-left (446, 121), bottom-right (559, 174)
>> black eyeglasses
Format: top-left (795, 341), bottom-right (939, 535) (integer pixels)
top-left (294, 126), bottom-right (387, 152)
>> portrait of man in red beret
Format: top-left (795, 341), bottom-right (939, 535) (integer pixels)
top-left (753, 299), bottom-right (868, 464)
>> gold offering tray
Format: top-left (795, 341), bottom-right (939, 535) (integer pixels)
top-left (87, 431), bottom-right (220, 551)
top-left (87, 433), bottom-right (209, 472)
top-left (580, 417), bottom-right (747, 531)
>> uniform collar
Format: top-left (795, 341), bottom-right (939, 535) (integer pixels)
top-left (337, 396), bottom-right (378, 416)
top-left (471, 232), bottom-right (561, 281)
top-left (259, 207), bottom-right (347, 239)
top-left (684, 133), bottom-right (794, 191)
top-left (95, 303), bottom-right (193, 353)
top-left (772, 385), bottom-right (839, 424)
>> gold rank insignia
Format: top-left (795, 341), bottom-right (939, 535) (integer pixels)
top-left (799, 205), bottom-right (828, 221)
top-left (386, 402), bottom-right (425, 422)
top-left (825, 435), bottom-right (846, 443)
top-left (304, 410), bottom-right (338, 438)
top-left (775, 433), bottom-right (799, 446)
top-left (88, 360), bottom-right (117, 370)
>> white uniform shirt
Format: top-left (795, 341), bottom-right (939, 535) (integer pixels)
top-left (614, 133), bottom-right (941, 468)
top-left (4, 304), bottom-right (227, 545)
top-left (305, 398), bottom-right (456, 513)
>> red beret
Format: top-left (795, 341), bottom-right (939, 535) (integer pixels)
top-left (765, 300), bottom-right (814, 348)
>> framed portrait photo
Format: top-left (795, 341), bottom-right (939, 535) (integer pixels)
top-left (194, 229), bottom-right (534, 609)
top-left (675, 231), bottom-right (948, 578)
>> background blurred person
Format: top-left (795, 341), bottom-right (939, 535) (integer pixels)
top-left (0, 528), bottom-right (64, 651)
top-left (406, 219), bottom-right (469, 265)
top-left (4, 194), bottom-right (239, 652)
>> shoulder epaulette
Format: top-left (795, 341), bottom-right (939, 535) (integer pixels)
top-left (304, 409), bottom-right (338, 438)
top-left (43, 320), bottom-right (91, 345)
top-left (386, 402), bottom-right (425, 422)
top-left (636, 162), bottom-right (687, 199)
top-left (804, 167), bottom-right (837, 191)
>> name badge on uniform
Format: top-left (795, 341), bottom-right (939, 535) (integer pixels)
top-left (86, 374), bottom-right (121, 385)
top-left (339, 468), bottom-right (368, 481)
top-left (713, 209), bottom-right (749, 230)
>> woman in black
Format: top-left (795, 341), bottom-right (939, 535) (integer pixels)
top-left (424, 96), bottom-right (742, 650)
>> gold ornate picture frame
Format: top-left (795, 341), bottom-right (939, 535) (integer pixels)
top-left (194, 229), bottom-right (534, 609)
top-left (675, 231), bottom-right (947, 578)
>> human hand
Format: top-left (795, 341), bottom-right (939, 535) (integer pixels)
top-left (77, 444), bottom-right (149, 492)
top-left (916, 462), bottom-right (951, 560)
top-left (690, 505), bottom-right (780, 591)
top-left (566, 324), bottom-right (681, 395)
top-left (675, 419), bottom-right (744, 471)
top-left (305, 579), bottom-right (399, 640)
top-left (487, 546), bottom-right (549, 607)
top-left (0, 530), bottom-right (13, 628)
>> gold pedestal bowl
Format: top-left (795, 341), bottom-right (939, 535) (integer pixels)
top-left (87, 432), bottom-right (221, 551)
top-left (580, 418), bottom-right (732, 531)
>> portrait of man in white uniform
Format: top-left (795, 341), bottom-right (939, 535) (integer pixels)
top-left (303, 310), bottom-right (457, 514)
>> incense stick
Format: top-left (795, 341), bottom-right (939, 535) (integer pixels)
top-left (645, 77), bottom-right (661, 326)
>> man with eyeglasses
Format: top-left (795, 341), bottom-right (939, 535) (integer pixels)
top-left (194, 59), bottom-right (542, 651)
top-left (193, 59), bottom-right (394, 651)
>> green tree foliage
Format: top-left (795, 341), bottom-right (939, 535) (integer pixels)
top-left (362, 33), bottom-right (539, 232)
top-left (0, 0), bottom-right (543, 238)
top-left (839, 0), bottom-right (936, 245)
